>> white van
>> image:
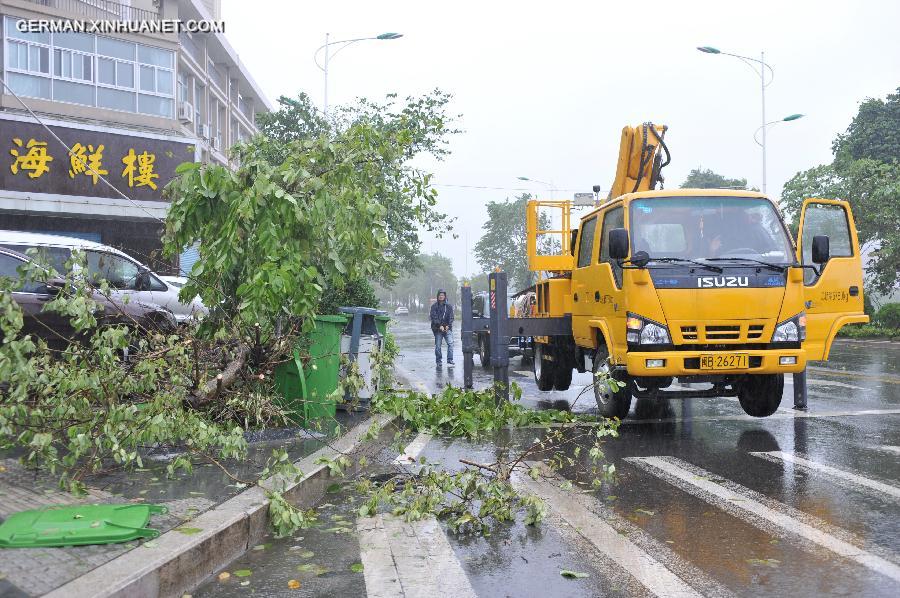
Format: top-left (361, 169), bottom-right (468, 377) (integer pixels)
top-left (0, 231), bottom-right (206, 324)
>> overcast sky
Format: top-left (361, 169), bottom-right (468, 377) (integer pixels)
top-left (223, 0), bottom-right (900, 279)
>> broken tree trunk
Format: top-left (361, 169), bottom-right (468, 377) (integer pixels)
top-left (186, 344), bottom-right (250, 407)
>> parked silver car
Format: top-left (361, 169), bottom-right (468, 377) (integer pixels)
top-left (0, 231), bottom-right (207, 324)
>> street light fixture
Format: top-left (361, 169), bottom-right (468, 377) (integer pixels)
top-left (754, 114), bottom-right (805, 146)
top-left (315, 32), bottom-right (404, 116)
top-left (697, 45), bottom-right (803, 194)
top-left (516, 176), bottom-right (555, 197)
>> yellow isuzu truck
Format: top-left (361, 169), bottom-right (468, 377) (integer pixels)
top-left (522, 123), bottom-right (868, 418)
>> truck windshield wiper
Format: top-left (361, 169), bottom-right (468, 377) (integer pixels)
top-left (703, 257), bottom-right (787, 272)
top-left (648, 257), bottom-right (723, 273)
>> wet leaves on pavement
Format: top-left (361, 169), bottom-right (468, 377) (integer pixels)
top-left (175, 527), bottom-right (203, 535)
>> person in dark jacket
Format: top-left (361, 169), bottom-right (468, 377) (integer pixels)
top-left (430, 289), bottom-right (454, 366)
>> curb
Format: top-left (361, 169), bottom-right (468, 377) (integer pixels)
top-left (45, 411), bottom-right (400, 598)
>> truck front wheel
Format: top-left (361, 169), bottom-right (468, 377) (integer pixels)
top-left (533, 342), bottom-right (556, 391)
top-left (737, 374), bottom-right (784, 417)
top-left (593, 344), bottom-right (632, 419)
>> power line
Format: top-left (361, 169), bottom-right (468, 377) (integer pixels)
top-left (434, 183), bottom-right (596, 193)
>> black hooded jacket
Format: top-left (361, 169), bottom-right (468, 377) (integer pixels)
top-left (429, 290), bottom-right (454, 333)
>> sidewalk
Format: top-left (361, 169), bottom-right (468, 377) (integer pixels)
top-left (0, 408), bottom-right (381, 597)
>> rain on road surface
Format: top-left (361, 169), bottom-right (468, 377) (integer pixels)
top-left (196, 316), bottom-right (900, 597)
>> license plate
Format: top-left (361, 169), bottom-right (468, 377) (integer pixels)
top-left (700, 354), bottom-right (748, 370)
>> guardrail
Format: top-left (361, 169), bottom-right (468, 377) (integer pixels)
top-left (20, 0), bottom-right (159, 22)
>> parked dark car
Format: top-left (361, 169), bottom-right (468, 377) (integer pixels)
top-left (0, 247), bottom-right (176, 350)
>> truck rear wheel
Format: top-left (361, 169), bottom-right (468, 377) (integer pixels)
top-left (533, 342), bottom-right (556, 391)
top-left (553, 359), bottom-right (572, 391)
top-left (478, 334), bottom-right (491, 369)
top-left (737, 374), bottom-right (784, 417)
top-left (592, 344), bottom-right (632, 419)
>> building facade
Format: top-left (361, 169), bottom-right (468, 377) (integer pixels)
top-left (0, 0), bottom-right (271, 273)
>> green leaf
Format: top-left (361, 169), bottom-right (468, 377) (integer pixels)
top-left (560, 570), bottom-right (589, 579)
top-left (233, 569), bottom-right (252, 577)
top-left (350, 563), bottom-right (364, 573)
top-left (175, 527), bottom-right (203, 535)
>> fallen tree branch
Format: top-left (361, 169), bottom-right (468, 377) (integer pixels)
top-left (186, 344), bottom-right (250, 407)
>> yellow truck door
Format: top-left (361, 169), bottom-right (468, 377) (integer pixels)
top-left (796, 199), bottom-right (869, 361)
top-left (571, 215), bottom-right (599, 344)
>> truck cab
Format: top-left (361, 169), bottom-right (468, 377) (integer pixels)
top-left (533, 189), bottom-right (867, 418)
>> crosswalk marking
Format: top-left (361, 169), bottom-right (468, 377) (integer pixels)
top-left (628, 456), bottom-right (900, 583)
top-left (357, 514), bottom-right (477, 598)
top-left (393, 432), bottom-right (432, 466)
top-left (751, 451), bottom-right (900, 500)
top-left (513, 466), bottom-right (707, 598)
top-left (874, 445), bottom-right (900, 456)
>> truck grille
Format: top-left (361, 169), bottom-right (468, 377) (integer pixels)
top-left (678, 322), bottom-right (769, 343)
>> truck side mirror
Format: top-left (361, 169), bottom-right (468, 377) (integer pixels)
top-left (631, 250), bottom-right (650, 268)
top-left (609, 228), bottom-right (629, 260)
top-left (811, 235), bottom-right (830, 264)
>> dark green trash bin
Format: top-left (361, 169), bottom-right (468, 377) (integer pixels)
top-left (274, 314), bottom-right (348, 426)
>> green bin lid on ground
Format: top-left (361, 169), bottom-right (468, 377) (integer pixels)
top-left (0, 503), bottom-right (168, 548)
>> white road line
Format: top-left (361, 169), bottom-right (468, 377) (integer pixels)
top-left (628, 456), bottom-right (900, 583)
top-left (751, 451), bottom-right (900, 500)
top-left (394, 363), bottom-right (431, 394)
top-left (357, 513), bottom-right (477, 598)
top-left (513, 467), bottom-right (704, 598)
top-left (873, 445), bottom-right (900, 456)
top-left (393, 432), bottom-right (433, 466)
top-left (509, 407), bottom-right (900, 429)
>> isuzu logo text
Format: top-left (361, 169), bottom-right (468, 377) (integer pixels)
top-left (696, 276), bottom-right (750, 288)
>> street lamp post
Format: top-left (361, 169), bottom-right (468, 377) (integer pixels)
top-left (697, 46), bottom-right (802, 195)
top-left (315, 32), bottom-right (403, 117)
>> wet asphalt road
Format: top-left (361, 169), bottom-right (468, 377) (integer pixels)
top-left (195, 316), bottom-right (900, 597)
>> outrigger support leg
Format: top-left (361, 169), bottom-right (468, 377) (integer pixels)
top-left (793, 369), bottom-right (808, 410)
top-left (488, 272), bottom-right (510, 403)
top-left (461, 285), bottom-right (475, 389)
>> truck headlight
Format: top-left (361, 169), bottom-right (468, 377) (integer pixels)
top-left (772, 312), bottom-right (806, 343)
top-left (626, 312), bottom-right (671, 345)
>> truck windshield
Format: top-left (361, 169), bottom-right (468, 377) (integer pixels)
top-left (630, 196), bottom-right (794, 264)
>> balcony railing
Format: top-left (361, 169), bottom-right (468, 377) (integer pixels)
top-left (21, 0), bottom-right (159, 22)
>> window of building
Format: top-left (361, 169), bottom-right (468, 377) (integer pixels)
top-left (177, 72), bottom-right (189, 103)
top-left (2, 16), bottom-right (174, 117)
top-left (193, 80), bottom-right (205, 128)
top-left (6, 38), bottom-right (49, 74)
top-left (53, 48), bottom-right (93, 82)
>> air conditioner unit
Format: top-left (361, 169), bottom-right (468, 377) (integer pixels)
top-left (178, 101), bottom-right (194, 124)
top-left (198, 124), bottom-right (210, 139)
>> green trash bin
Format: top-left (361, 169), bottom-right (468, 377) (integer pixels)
top-left (374, 314), bottom-right (390, 338)
top-left (274, 314), bottom-right (349, 426)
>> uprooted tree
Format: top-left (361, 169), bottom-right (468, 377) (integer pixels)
top-left (0, 90), bottom-right (460, 493)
